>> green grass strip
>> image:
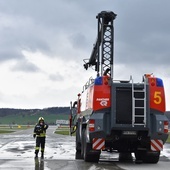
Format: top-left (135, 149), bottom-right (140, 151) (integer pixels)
top-left (0, 130), bottom-right (15, 134)
top-left (166, 133), bottom-right (170, 143)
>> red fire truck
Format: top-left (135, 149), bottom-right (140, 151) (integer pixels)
top-left (69, 11), bottom-right (169, 163)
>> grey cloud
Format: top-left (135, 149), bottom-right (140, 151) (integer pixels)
top-left (0, 0), bottom-right (170, 67)
top-left (69, 33), bottom-right (89, 50)
top-left (0, 0), bottom-right (106, 64)
top-left (0, 49), bottom-right (22, 62)
top-left (49, 73), bottom-right (64, 82)
top-left (11, 59), bottom-right (40, 73)
top-left (0, 14), bottom-right (52, 64)
top-left (113, 1), bottom-right (170, 66)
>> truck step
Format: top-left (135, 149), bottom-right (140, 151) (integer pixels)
top-left (134, 107), bottom-right (144, 109)
top-left (134, 115), bottom-right (144, 117)
top-left (133, 123), bottom-right (145, 126)
top-left (134, 90), bottom-right (144, 92)
top-left (134, 98), bottom-right (145, 101)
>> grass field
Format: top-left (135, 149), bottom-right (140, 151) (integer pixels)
top-left (55, 126), bottom-right (72, 136)
top-left (0, 125), bottom-right (33, 134)
top-left (0, 130), bottom-right (15, 134)
top-left (0, 113), bottom-right (68, 125)
top-left (166, 132), bottom-right (170, 143)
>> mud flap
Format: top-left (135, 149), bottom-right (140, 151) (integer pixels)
top-left (83, 129), bottom-right (100, 162)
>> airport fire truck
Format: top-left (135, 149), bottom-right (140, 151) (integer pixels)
top-left (69, 11), bottom-right (169, 163)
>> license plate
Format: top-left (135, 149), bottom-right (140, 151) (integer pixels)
top-left (122, 131), bottom-right (137, 135)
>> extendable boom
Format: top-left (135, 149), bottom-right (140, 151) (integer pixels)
top-left (84, 11), bottom-right (117, 78)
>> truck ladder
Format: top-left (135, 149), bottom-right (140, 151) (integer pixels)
top-left (131, 76), bottom-right (146, 127)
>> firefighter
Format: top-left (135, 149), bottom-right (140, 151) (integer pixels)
top-left (33, 117), bottom-right (48, 158)
top-left (103, 68), bottom-right (110, 76)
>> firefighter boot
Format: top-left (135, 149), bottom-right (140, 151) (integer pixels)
top-left (35, 151), bottom-right (38, 158)
top-left (41, 152), bottom-right (44, 159)
top-left (35, 153), bottom-right (38, 158)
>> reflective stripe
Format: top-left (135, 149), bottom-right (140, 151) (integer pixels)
top-left (93, 138), bottom-right (105, 150)
top-left (151, 140), bottom-right (163, 151)
top-left (36, 133), bottom-right (46, 137)
top-left (35, 147), bottom-right (39, 151)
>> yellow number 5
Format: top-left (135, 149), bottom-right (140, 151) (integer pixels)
top-left (154, 91), bottom-right (162, 104)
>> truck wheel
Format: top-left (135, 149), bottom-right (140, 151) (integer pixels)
top-left (75, 150), bottom-right (83, 159)
top-left (119, 152), bottom-right (133, 162)
top-left (135, 150), bottom-right (143, 162)
top-left (75, 129), bottom-right (83, 159)
top-left (135, 151), bottom-right (160, 164)
top-left (76, 126), bottom-right (81, 150)
top-left (83, 129), bottom-right (100, 162)
top-left (143, 151), bottom-right (160, 163)
top-left (81, 128), bottom-right (85, 158)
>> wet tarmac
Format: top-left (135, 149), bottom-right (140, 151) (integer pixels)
top-left (0, 126), bottom-right (170, 170)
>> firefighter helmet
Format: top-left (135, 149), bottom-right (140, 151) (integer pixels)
top-left (38, 117), bottom-right (44, 122)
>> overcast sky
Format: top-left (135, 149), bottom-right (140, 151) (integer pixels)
top-left (0, 0), bottom-right (170, 110)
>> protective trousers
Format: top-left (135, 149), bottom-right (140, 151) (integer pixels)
top-left (35, 137), bottom-right (46, 157)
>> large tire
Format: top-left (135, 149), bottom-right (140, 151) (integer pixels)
top-left (119, 152), bottom-right (133, 162)
top-left (135, 150), bottom-right (160, 164)
top-left (75, 150), bottom-right (83, 159)
top-left (143, 151), bottom-right (160, 163)
top-left (135, 150), bottom-right (143, 161)
top-left (76, 127), bottom-right (81, 151)
top-left (81, 128), bottom-right (85, 158)
top-left (75, 127), bottom-right (83, 160)
top-left (135, 150), bottom-right (145, 164)
top-left (83, 129), bottom-right (100, 163)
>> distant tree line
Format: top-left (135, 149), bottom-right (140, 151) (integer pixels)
top-left (0, 107), bottom-right (70, 117)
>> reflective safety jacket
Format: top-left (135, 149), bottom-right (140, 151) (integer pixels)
top-left (33, 123), bottom-right (48, 137)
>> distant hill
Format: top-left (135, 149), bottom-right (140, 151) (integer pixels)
top-left (0, 107), bottom-right (70, 125)
top-left (0, 107), bottom-right (70, 116)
